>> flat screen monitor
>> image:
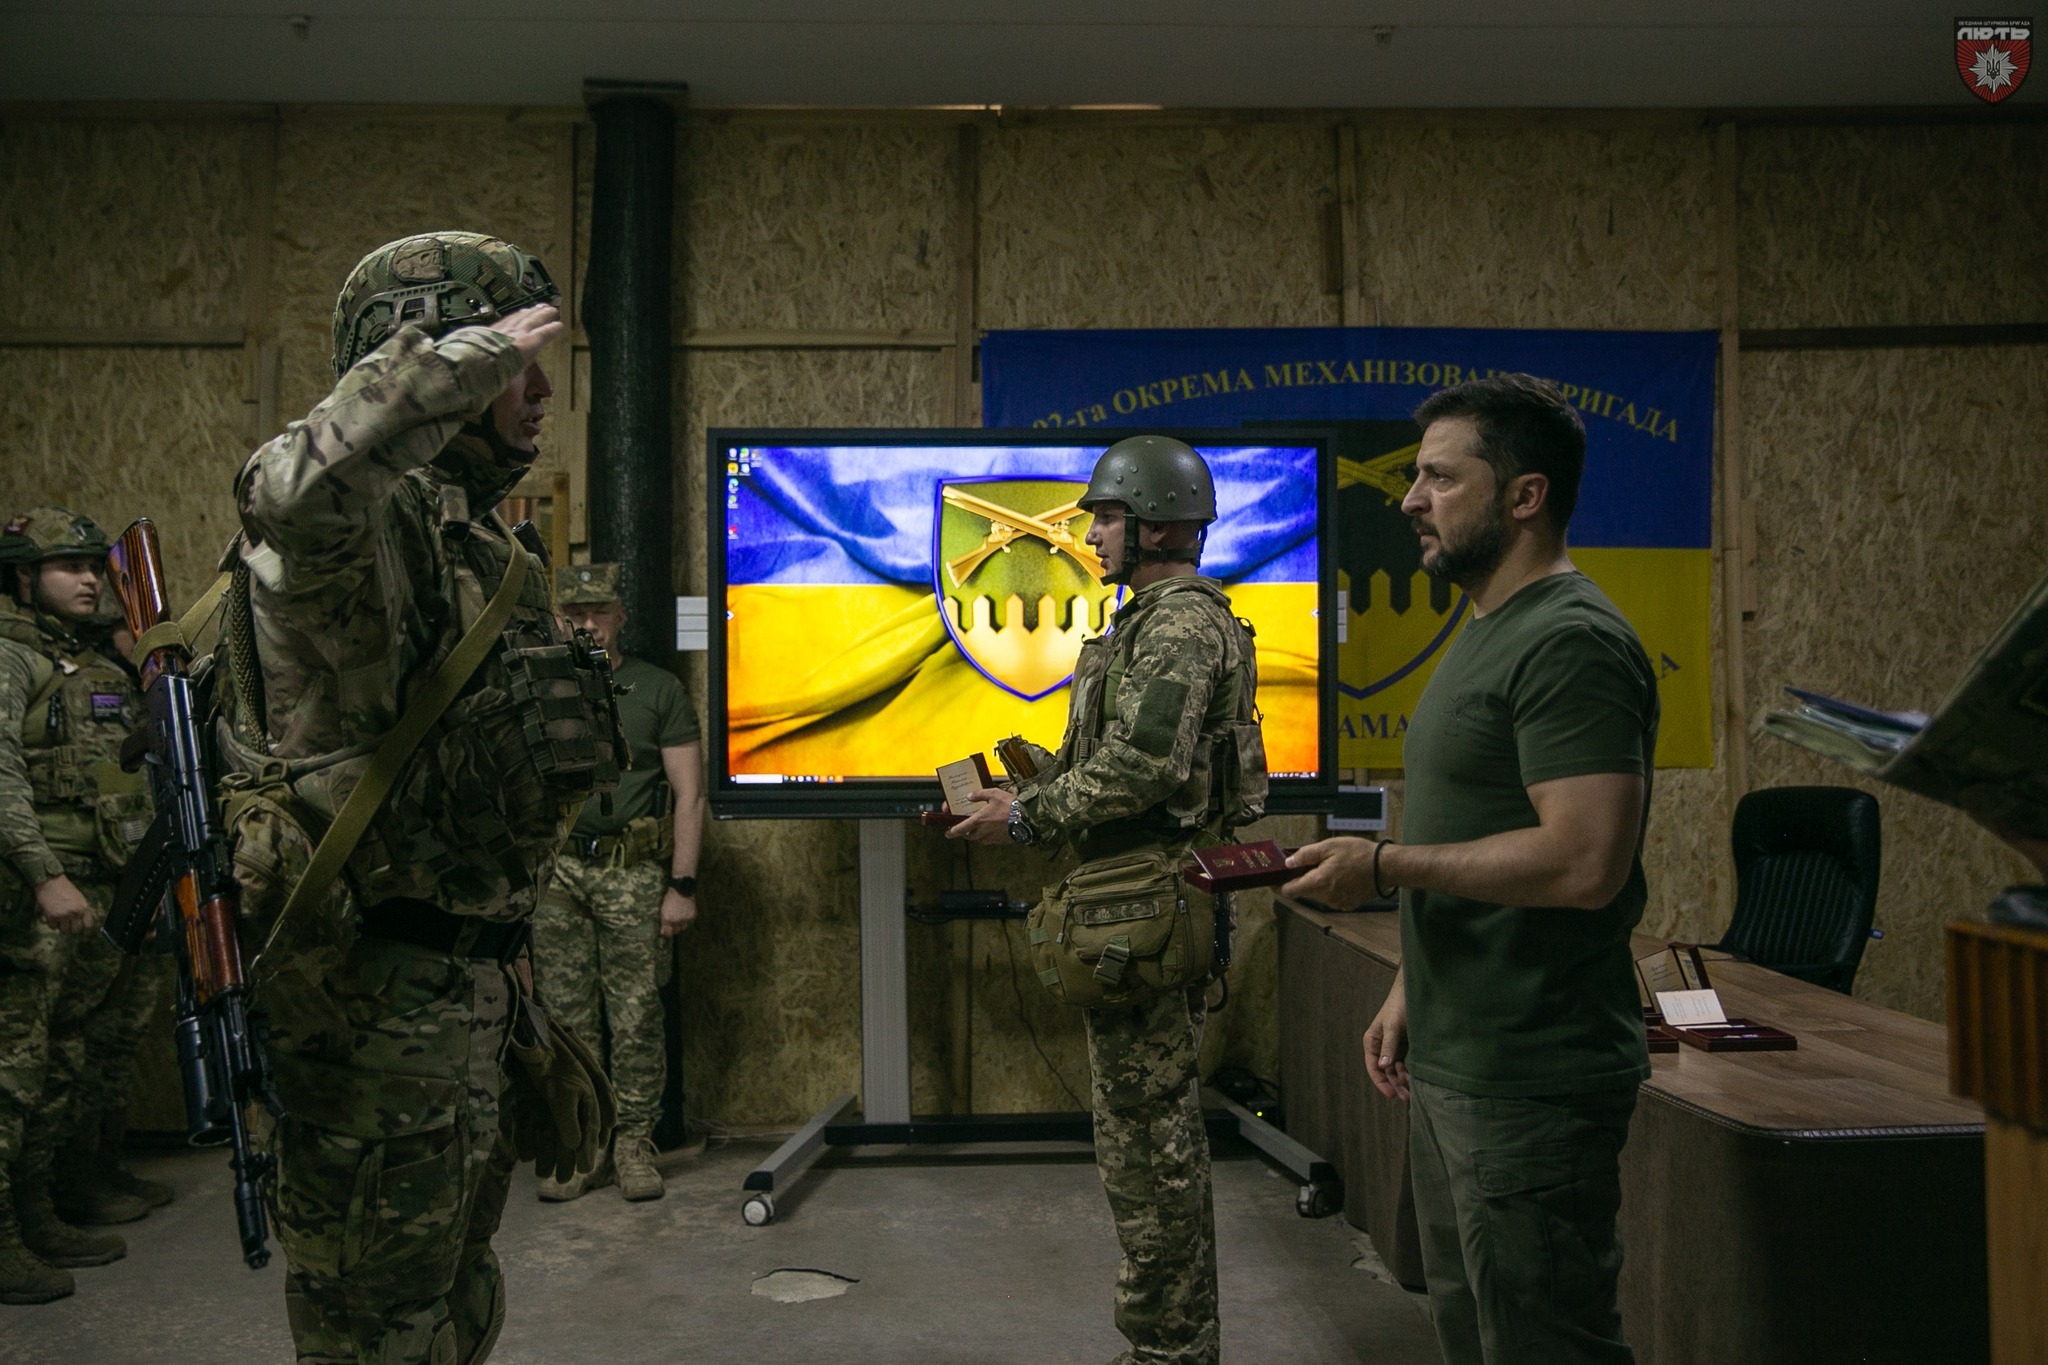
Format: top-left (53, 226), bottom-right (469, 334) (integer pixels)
top-left (706, 428), bottom-right (1337, 819)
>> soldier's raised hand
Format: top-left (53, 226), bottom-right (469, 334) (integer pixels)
top-left (488, 304), bottom-right (565, 365)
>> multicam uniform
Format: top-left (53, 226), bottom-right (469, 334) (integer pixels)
top-left (231, 233), bottom-right (616, 1365)
top-left (0, 531), bottom-right (154, 1295)
top-left (1015, 573), bottom-right (1262, 1365)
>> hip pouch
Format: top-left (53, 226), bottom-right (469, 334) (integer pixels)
top-left (1027, 847), bottom-right (1212, 1010)
top-left (221, 762), bottom-right (354, 991)
top-left (90, 759), bottom-right (154, 868)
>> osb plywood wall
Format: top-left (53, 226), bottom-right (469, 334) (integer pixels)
top-left (2, 105), bottom-right (2043, 1129)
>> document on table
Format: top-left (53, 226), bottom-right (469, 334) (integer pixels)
top-left (1656, 989), bottom-right (1729, 1029)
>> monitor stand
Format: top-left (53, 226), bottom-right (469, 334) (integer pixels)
top-left (738, 819), bottom-right (1343, 1225)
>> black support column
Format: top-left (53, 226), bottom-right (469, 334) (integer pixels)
top-left (584, 90), bottom-right (677, 662)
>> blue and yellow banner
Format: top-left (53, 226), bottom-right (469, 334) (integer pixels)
top-left (982, 327), bottom-right (1718, 769)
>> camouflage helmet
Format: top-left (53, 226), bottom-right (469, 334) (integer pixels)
top-left (1080, 435), bottom-right (1217, 525)
top-left (0, 505), bottom-right (113, 567)
top-left (555, 563), bottom-right (623, 608)
top-left (331, 231), bottom-right (560, 377)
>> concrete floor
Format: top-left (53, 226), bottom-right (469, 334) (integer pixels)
top-left (0, 1136), bottom-right (1441, 1364)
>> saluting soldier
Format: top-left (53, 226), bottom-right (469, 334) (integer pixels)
top-left (228, 231), bottom-right (618, 1363)
top-left (0, 506), bottom-right (154, 1303)
top-left (532, 562), bottom-right (706, 1203)
top-left (950, 436), bottom-right (1267, 1365)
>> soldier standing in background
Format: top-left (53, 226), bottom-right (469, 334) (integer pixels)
top-left (0, 506), bottom-right (155, 1303)
top-left (532, 563), bottom-right (705, 1203)
top-left (949, 437), bottom-right (1267, 1365)
top-left (229, 232), bottom-right (615, 1363)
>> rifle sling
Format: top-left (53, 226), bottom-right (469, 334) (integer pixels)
top-left (127, 569), bottom-right (235, 669)
top-left (253, 541), bottom-right (533, 973)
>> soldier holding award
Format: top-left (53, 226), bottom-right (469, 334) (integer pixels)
top-left (949, 435), bottom-right (1267, 1365)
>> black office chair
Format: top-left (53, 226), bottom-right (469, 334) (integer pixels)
top-left (1714, 786), bottom-right (1882, 995)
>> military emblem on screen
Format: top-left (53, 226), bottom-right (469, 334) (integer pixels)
top-left (1337, 426), bottom-right (1469, 700)
top-left (935, 478), bottom-right (1118, 699)
top-left (1956, 17), bottom-right (2032, 103)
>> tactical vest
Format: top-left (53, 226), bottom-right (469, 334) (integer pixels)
top-left (1059, 577), bottom-right (1267, 855)
top-left (216, 481), bottom-right (624, 928)
top-left (0, 607), bottom-right (151, 875)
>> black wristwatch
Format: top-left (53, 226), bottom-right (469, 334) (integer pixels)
top-left (667, 875), bottom-right (698, 898)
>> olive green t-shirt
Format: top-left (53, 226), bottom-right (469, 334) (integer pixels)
top-left (573, 655), bottom-right (701, 837)
top-left (1399, 571), bottom-right (1658, 1097)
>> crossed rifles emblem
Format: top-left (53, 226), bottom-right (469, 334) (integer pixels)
top-left (941, 485), bottom-right (1105, 587)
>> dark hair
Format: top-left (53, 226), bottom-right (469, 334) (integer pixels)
top-left (1412, 373), bottom-right (1586, 531)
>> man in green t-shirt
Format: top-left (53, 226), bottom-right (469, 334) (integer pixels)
top-left (1286, 374), bottom-right (1658, 1365)
top-left (533, 563), bottom-right (706, 1203)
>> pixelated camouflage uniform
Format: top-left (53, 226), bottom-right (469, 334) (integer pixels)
top-left (531, 566), bottom-right (698, 1153)
top-left (234, 319), bottom-right (588, 1365)
top-left (0, 592), bottom-right (150, 1217)
top-left (1016, 575), bottom-right (1262, 1365)
top-left (532, 856), bottom-right (667, 1140)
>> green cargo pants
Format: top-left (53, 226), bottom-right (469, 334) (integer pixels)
top-left (1409, 1078), bottom-right (1638, 1365)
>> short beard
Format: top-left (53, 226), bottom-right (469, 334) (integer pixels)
top-left (1418, 501), bottom-right (1511, 589)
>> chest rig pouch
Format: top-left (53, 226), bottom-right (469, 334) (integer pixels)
top-left (2, 617), bottom-right (151, 873)
top-left (1051, 580), bottom-right (1267, 832)
top-left (365, 513), bottom-right (626, 916)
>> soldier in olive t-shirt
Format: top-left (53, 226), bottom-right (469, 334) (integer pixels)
top-left (533, 564), bottom-right (706, 1204)
top-left (1400, 570), bottom-right (1658, 1097)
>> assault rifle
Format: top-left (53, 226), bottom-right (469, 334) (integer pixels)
top-left (103, 519), bottom-right (280, 1271)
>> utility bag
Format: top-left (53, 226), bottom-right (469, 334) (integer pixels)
top-left (1027, 846), bottom-right (1213, 1009)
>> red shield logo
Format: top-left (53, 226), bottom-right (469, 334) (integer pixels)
top-left (1957, 17), bottom-right (2033, 103)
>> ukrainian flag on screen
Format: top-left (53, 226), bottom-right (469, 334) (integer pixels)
top-left (980, 327), bottom-right (1719, 770)
top-left (723, 444), bottom-right (1322, 783)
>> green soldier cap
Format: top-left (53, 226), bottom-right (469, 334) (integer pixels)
top-left (331, 230), bottom-right (560, 378)
top-left (555, 563), bottom-right (623, 607)
top-left (0, 505), bottom-right (113, 566)
top-left (1079, 435), bottom-right (1218, 524)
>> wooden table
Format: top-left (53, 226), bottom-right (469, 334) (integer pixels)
top-left (1277, 899), bottom-right (1989, 1365)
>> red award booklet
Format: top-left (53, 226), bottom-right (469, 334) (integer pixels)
top-left (1182, 840), bottom-right (1293, 893)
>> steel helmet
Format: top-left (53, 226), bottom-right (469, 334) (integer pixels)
top-left (1079, 435), bottom-right (1217, 524)
top-left (331, 231), bottom-right (559, 377)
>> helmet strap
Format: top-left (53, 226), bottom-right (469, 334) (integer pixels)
top-left (1129, 524), bottom-right (1207, 569)
top-left (1104, 517), bottom-right (1206, 585)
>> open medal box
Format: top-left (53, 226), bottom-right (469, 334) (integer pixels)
top-left (1636, 942), bottom-right (1798, 1053)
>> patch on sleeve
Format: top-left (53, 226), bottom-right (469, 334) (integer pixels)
top-left (1128, 678), bottom-right (1190, 757)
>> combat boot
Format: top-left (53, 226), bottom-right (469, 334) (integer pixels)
top-left (51, 1144), bottom-right (151, 1226)
top-left (613, 1133), bottom-right (665, 1202)
top-left (96, 1152), bottom-right (173, 1210)
top-left (0, 1197), bottom-right (73, 1305)
top-left (537, 1153), bottom-right (611, 1203)
top-left (97, 1110), bottom-right (173, 1208)
top-left (15, 1175), bottom-right (125, 1268)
